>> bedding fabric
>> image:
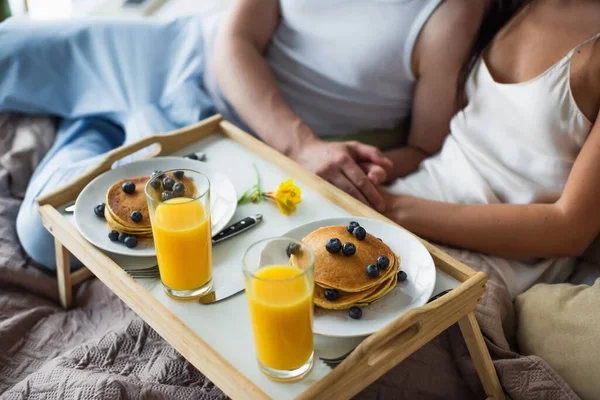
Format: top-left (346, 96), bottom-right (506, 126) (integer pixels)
top-left (0, 113), bottom-right (579, 399)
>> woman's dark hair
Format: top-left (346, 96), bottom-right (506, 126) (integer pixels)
top-left (456, 0), bottom-right (533, 109)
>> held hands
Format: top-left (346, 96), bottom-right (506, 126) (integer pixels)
top-left (292, 138), bottom-right (393, 212)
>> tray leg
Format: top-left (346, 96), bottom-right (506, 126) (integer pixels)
top-left (458, 312), bottom-right (505, 400)
top-left (55, 238), bottom-right (72, 309)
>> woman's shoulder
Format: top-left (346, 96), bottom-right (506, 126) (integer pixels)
top-left (412, 0), bottom-right (487, 77)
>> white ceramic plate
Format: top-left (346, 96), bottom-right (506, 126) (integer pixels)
top-left (74, 157), bottom-right (237, 257)
top-left (281, 217), bottom-right (436, 337)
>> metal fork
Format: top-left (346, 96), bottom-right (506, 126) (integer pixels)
top-left (124, 265), bottom-right (160, 279)
top-left (319, 289), bottom-right (454, 368)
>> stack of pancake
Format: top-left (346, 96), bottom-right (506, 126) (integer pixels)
top-left (104, 176), bottom-right (153, 239)
top-left (104, 172), bottom-right (196, 240)
top-left (293, 225), bottom-right (400, 310)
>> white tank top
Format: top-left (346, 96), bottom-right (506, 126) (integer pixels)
top-left (202, 0), bottom-right (442, 136)
top-left (389, 33), bottom-right (600, 298)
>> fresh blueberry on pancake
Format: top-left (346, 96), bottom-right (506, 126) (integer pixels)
top-left (286, 242), bottom-right (301, 257)
top-left (346, 221), bottom-right (359, 234)
top-left (173, 170), bottom-right (184, 179)
top-left (323, 289), bottom-right (339, 301)
top-left (325, 238), bottom-right (342, 253)
top-left (130, 210), bottom-right (142, 222)
top-left (161, 190), bottom-right (174, 202)
top-left (173, 182), bottom-right (185, 197)
top-left (366, 264), bottom-right (380, 278)
top-left (121, 181), bottom-right (135, 194)
top-left (162, 176), bottom-right (174, 191)
top-left (94, 203), bottom-right (105, 218)
top-left (376, 256), bottom-right (389, 270)
top-left (118, 232), bottom-right (128, 243)
top-left (353, 226), bottom-right (366, 241)
top-left (150, 178), bottom-right (161, 190)
top-left (342, 242), bottom-right (356, 256)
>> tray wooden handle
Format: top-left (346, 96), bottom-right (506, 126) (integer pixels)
top-left (36, 115), bottom-right (223, 208)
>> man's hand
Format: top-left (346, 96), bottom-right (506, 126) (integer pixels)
top-left (292, 139), bottom-right (393, 212)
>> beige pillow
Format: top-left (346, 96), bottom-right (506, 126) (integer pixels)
top-left (515, 279), bottom-right (600, 400)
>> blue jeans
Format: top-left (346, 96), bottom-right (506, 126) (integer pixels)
top-left (0, 17), bottom-right (216, 270)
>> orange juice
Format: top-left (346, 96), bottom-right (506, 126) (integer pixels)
top-left (152, 198), bottom-right (212, 291)
top-left (247, 265), bottom-right (314, 371)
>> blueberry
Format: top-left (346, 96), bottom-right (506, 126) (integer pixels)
top-left (184, 153), bottom-right (199, 160)
top-left (353, 226), bottom-right (367, 241)
top-left (161, 190), bottom-right (174, 202)
top-left (376, 256), bottom-right (390, 270)
top-left (151, 170), bottom-right (163, 178)
top-left (162, 176), bottom-right (175, 191)
top-left (325, 238), bottom-right (342, 253)
top-left (346, 221), bottom-right (360, 234)
top-left (324, 289), bottom-right (339, 301)
top-left (398, 270), bottom-right (408, 282)
top-left (172, 182), bottom-right (185, 197)
top-left (108, 230), bottom-right (119, 241)
top-left (349, 306), bottom-right (362, 320)
top-left (366, 264), bottom-right (380, 278)
top-left (122, 181), bottom-right (135, 194)
top-left (342, 242), bottom-right (356, 256)
top-left (94, 203), bottom-right (105, 218)
top-left (150, 179), bottom-right (161, 190)
top-left (130, 210), bottom-right (142, 222)
top-left (118, 232), bottom-right (129, 243)
top-left (124, 235), bottom-right (138, 249)
top-left (286, 242), bottom-right (301, 257)
top-left (173, 170), bottom-right (184, 179)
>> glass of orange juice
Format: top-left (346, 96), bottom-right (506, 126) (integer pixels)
top-left (243, 238), bottom-right (315, 381)
top-left (145, 169), bottom-right (213, 300)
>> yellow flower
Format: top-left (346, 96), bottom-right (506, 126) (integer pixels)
top-left (267, 179), bottom-right (302, 216)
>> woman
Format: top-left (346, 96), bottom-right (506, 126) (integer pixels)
top-left (0, 1), bottom-right (485, 270)
top-left (382, 0), bottom-right (600, 297)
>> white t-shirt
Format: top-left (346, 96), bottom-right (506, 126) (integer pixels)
top-left (202, 0), bottom-right (442, 136)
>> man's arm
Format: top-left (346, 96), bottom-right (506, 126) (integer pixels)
top-left (213, 0), bottom-right (392, 211)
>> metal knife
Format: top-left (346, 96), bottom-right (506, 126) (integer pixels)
top-left (212, 214), bottom-right (262, 244)
top-left (199, 280), bottom-right (245, 304)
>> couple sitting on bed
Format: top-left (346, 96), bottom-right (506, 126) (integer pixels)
top-left (1, 0), bottom-right (598, 298)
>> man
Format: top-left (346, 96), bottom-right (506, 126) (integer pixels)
top-left (0, 0), bottom-right (483, 269)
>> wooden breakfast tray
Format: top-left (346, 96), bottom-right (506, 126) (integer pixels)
top-left (36, 115), bottom-right (504, 400)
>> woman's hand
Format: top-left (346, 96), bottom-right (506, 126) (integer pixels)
top-left (292, 139), bottom-right (393, 212)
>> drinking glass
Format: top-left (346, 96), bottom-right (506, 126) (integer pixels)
top-left (243, 237), bottom-right (315, 381)
top-left (145, 169), bottom-right (213, 299)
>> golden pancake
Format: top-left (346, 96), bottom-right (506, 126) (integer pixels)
top-left (104, 208), bottom-right (153, 238)
top-left (294, 226), bottom-right (397, 292)
top-left (355, 269), bottom-right (399, 307)
top-left (105, 176), bottom-right (152, 229)
top-left (314, 283), bottom-right (380, 310)
top-left (105, 172), bottom-right (196, 236)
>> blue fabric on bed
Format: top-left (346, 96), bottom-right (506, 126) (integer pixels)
top-left (0, 17), bottom-right (216, 270)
